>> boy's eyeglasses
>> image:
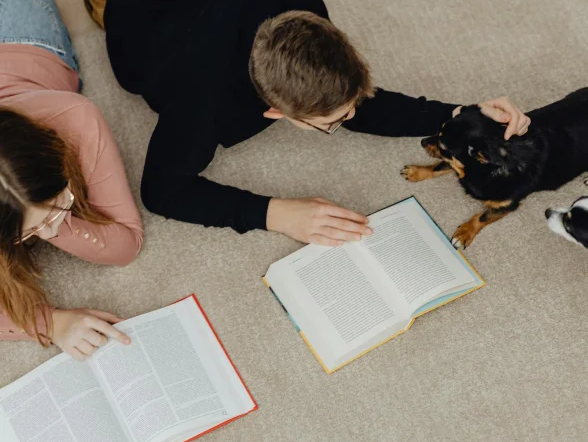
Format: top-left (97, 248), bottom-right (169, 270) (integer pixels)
top-left (300, 109), bottom-right (353, 135)
top-left (17, 191), bottom-right (75, 243)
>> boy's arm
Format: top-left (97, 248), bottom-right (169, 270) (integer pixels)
top-left (141, 109), bottom-right (370, 241)
top-left (343, 87), bottom-right (458, 137)
top-left (140, 110), bottom-right (271, 234)
top-left (346, 89), bottom-right (531, 140)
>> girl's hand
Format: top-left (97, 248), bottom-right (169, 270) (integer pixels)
top-left (51, 308), bottom-right (131, 361)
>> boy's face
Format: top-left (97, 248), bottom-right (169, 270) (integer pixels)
top-left (263, 102), bottom-right (356, 133)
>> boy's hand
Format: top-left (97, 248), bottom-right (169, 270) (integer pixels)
top-left (453, 97), bottom-right (531, 140)
top-left (267, 197), bottom-right (373, 246)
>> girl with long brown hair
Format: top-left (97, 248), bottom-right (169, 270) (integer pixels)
top-left (0, 0), bottom-right (143, 360)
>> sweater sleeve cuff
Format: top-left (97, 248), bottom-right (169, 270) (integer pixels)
top-left (0, 305), bottom-right (53, 343)
top-left (236, 192), bottom-right (271, 233)
top-left (427, 101), bottom-right (461, 124)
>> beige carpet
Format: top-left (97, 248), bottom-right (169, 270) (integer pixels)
top-left (2, 0), bottom-right (588, 441)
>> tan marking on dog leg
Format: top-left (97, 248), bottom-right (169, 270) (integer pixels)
top-left (449, 157), bottom-right (465, 178)
top-left (451, 208), bottom-right (512, 248)
top-left (401, 162), bottom-right (453, 182)
top-left (484, 200), bottom-right (513, 209)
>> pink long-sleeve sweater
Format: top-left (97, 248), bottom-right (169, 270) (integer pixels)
top-left (0, 44), bottom-right (144, 341)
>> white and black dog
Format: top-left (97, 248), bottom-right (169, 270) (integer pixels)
top-left (546, 193), bottom-right (588, 247)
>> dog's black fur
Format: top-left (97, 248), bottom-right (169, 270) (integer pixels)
top-left (403, 87), bottom-right (588, 247)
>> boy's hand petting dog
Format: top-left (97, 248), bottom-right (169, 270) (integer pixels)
top-left (267, 197), bottom-right (373, 246)
top-left (453, 96), bottom-right (531, 140)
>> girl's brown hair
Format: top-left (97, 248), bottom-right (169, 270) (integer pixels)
top-left (0, 108), bottom-right (110, 344)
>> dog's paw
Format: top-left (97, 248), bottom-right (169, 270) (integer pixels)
top-left (401, 165), bottom-right (431, 182)
top-left (451, 222), bottom-right (479, 249)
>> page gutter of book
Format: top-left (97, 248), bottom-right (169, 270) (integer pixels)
top-left (358, 200), bottom-right (476, 316)
top-left (0, 298), bottom-right (255, 442)
top-left (0, 353), bottom-right (130, 442)
top-left (266, 198), bottom-right (476, 370)
top-left (266, 240), bottom-right (406, 369)
top-left (88, 298), bottom-right (253, 442)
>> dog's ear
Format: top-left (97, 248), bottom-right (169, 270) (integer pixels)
top-left (468, 145), bottom-right (489, 164)
top-left (486, 145), bottom-right (510, 166)
top-left (468, 143), bottom-right (509, 166)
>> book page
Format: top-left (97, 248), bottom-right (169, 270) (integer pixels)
top-left (158, 423), bottom-right (221, 442)
top-left (89, 297), bottom-right (255, 442)
top-left (265, 242), bottom-right (411, 371)
top-left (0, 354), bottom-right (128, 442)
top-left (358, 198), bottom-right (476, 313)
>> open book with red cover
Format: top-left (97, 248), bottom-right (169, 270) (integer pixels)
top-left (0, 295), bottom-right (257, 442)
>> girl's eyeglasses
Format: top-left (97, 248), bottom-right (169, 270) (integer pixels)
top-left (17, 191), bottom-right (75, 243)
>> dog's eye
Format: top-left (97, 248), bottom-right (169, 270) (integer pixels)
top-left (566, 212), bottom-right (572, 220)
top-left (468, 146), bottom-right (475, 156)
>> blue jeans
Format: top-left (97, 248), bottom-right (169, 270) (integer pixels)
top-left (0, 0), bottom-right (80, 73)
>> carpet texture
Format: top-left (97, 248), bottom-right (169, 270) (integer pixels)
top-left (2, 1), bottom-right (588, 441)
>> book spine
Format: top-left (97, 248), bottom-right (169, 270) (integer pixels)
top-left (262, 278), bottom-right (301, 333)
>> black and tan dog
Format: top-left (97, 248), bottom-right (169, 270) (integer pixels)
top-left (402, 88), bottom-right (588, 248)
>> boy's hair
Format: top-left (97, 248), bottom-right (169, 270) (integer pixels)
top-left (249, 11), bottom-right (374, 119)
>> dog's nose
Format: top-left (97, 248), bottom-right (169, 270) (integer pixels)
top-left (545, 208), bottom-right (554, 219)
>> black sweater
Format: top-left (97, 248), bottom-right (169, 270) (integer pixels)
top-left (104, 0), bottom-right (457, 233)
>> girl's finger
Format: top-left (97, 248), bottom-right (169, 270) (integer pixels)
top-left (84, 329), bottom-right (108, 348)
top-left (69, 346), bottom-right (88, 362)
top-left (87, 316), bottom-right (131, 345)
top-left (76, 340), bottom-right (96, 356)
top-left (87, 309), bottom-right (125, 324)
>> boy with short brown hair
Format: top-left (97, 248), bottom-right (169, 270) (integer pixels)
top-left (249, 10), bottom-right (374, 122)
top-left (97, 0), bottom-right (529, 246)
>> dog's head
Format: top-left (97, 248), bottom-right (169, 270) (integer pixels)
top-left (420, 106), bottom-right (536, 179)
top-left (546, 197), bottom-right (588, 248)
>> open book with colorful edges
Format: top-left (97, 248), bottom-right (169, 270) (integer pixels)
top-left (0, 295), bottom-right (257, 442)
top-left (263, 196), bottom-right (485, 374)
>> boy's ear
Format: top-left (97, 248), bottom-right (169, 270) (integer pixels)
top-left (263, 107), bottom-right (285, 120)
